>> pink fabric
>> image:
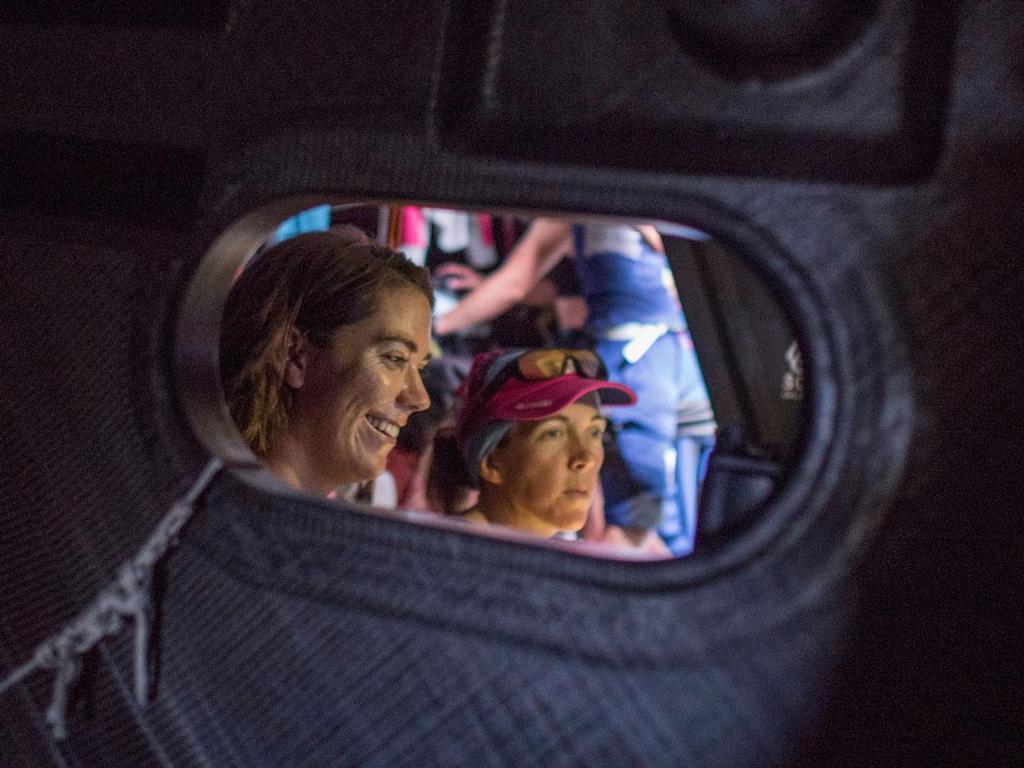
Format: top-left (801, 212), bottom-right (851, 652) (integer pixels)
top-left (458, 373), bottom-right (635, 447)
top-left (476, 214), bottom-right (494, 246)
top-left (400, 206), bottom-right (427, 247)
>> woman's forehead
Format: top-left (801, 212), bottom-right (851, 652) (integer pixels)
top-left (513, 401), bottom-right (605, 431)
top-left (334, 287), bottom-right (432, 347)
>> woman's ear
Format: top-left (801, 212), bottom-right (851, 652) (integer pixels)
top-left (478, 450), bottom-right (506, 485)
top-left (282, 327), bottom-right (309, 389)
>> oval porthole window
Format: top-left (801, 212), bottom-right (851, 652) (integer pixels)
top-left (176, 199), bottom-right (805, 560)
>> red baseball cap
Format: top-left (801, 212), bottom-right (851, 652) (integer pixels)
top-left (455, 349), bottom-right (636, 477)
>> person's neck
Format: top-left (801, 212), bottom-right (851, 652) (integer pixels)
top-left (265, 434), bottom-right (349, 498)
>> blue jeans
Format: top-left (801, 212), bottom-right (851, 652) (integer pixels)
top-left (596, 331), bottom-right (713, 555)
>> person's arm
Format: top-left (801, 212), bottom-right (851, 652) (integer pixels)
top-left (433, 218), bottom-right (573, 335)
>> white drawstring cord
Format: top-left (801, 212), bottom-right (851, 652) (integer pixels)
top-left (0, 457), bottom-right (223, 740)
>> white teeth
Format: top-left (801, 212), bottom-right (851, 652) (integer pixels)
top-left (366, 415), bottom-right (399, 438)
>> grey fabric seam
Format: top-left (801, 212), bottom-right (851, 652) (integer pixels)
top-left (0, 457), bottom-right (223, 740)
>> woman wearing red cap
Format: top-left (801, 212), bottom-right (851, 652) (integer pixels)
top-left (429, 348), bottom-right (636, 538)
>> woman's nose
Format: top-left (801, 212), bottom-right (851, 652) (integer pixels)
top-left (399, 367), bottom-right (431, 412)
top-left (568, 439), bottom-right (596, 471)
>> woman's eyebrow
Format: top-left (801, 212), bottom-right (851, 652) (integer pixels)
top-left (540, 413), bottom-right (607, 424)
top-left (374, 335), bottom-right (433, 361)
top-left (374, 335), bottom-right (416, 349)
top-left (536, 415), bottom-right (570, 425)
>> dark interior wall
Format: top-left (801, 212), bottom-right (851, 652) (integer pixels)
top-left (1, 2), bottom-right (1022, 766)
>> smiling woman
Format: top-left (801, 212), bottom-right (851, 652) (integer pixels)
top-left (189, 200), bottom-right (805, 557)
top-left (219, 230), bottom-right (434, 497)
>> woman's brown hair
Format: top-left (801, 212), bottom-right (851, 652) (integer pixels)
top-left (219, 229), bottom-right (433, 457)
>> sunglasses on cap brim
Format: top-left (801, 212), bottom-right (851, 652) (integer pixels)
top-left (479, 348), bottom-right (608, 400)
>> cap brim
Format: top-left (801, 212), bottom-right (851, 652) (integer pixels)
top-left (488, 374), bottom-right (636, 422)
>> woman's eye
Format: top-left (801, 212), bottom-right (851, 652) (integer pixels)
top-left (541, 428), bottom-right (563, 440)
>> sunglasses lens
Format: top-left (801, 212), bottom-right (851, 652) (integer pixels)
top-left (517, 349), bottom-right (605, 380)
top-left (517, 351), bottom-right (561, 378)
top-left (574, 351), bottom-right (604, 378)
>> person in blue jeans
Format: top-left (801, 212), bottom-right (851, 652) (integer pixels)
top-left (433, 218), bottom-right (714, 554)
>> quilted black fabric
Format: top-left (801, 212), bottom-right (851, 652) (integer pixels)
top-left (1, 1), bottom-right (1022, 766)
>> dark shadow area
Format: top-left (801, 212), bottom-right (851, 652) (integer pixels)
top-left (0, 132), bottom-right (207, 225)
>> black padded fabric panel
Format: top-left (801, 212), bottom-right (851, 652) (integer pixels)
top-left (435, 0), bottom-right (955, 182)
top-left (153, 476), bottom-right (841, 767)
top-left (0, 217), bottom-right (208, 766)
top-left (2, 1), bottom-right (1023, 766)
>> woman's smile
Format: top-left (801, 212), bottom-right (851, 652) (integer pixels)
top-left (273, 285), bottom-right (432, 494)
top-left (365, 413), bottom-right (402, 440)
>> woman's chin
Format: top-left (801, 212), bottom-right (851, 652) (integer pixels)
top-left (550, 500), bottom-right (591, 533)
top-left (339, 430), bottom-right (395, 483)
top-left (345, 432), bottom-right (396, 484)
